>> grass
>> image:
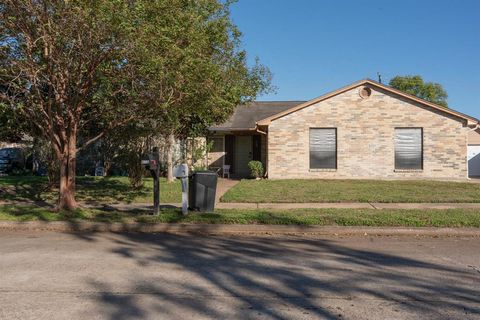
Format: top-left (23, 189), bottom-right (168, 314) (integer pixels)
top-left (221, 179), bottom-right (480, 203)
top-left (0, 176), bottom-right (181, 203)
top-left (0, 204), bottom-right (479, 227)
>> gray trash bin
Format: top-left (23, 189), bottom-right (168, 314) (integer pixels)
top-left (188, 171), bottom-right (217, 212)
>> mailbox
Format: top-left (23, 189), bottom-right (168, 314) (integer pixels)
top-left (141, 159), bottom-right (150, 168)
top-left (173, 163), bottom-right (189, 215)
top-left (140, 156), bottom-right (158, 171)
top-left (148, 153), bottom-right (158, 170)
top-left (173, 164), bottom-right (189, 178)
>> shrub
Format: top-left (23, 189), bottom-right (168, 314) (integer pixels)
top-left (248, 161), bottom-right (264, 179)
top-left (193, 165), bottom-right (207, 172)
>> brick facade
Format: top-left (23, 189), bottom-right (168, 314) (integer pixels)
top-left (268, 85), bottom-right (469, 180)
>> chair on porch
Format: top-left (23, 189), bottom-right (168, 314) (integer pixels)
top-left (222, 165), bottom-right (231, 179)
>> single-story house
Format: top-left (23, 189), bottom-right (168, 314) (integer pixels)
top-left (208, 79), bottom-right (480, 180)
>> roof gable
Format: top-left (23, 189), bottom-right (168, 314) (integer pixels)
top-left (256, 79), bottom-right (479, 126)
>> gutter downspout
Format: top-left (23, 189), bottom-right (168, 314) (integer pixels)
top-left (255, 126), bottom-right (267, 135)
top-left (468, 123), bottom-right (480, 132)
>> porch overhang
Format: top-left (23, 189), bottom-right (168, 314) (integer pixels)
top-left (209, 127), bottom-right (259, 135)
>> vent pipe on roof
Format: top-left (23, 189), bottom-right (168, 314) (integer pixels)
top-left (377, 72), bottom-right (382, 84)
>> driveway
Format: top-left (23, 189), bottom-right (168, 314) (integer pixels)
top-left (0, 232), bottom-right (479, 320)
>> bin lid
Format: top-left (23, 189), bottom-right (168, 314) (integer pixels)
top-left (193, 170), bottom-right (216, 175)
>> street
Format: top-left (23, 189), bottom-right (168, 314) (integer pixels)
top-left (0, 231), bottom-right (479, 320)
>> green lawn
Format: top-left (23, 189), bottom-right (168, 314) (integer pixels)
top-left (221, 179), bottom-right (480, 203)
top-left (0, 204), bottom-right (479, 227)
top-left (0, 176), bottom-right (181, 203)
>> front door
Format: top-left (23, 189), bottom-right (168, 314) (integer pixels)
top-left (234, 136), bottom-right (252, 177)
top-left (252, 135), bottom-right (261, 161)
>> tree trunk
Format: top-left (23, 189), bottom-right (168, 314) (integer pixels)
top-left (166, 133), bottom-right (175, 183)
top-left (103, 160), bottom-right (111, 176)
top-left (57, 132), bottom-right (78, 210)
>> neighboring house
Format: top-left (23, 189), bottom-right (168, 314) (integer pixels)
top-left (208, 79), bottom-right (480, 180)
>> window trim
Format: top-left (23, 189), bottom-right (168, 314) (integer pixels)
top-left (309, 127), bottom-right (337, 170)
top-left (394, 127), bottom-right (423, 171)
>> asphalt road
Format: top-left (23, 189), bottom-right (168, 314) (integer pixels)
top-left (0, 232), bottom-right (479, 320)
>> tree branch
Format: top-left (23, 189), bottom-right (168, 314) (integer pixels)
top-left (77, 115), bottom-right (135, 152)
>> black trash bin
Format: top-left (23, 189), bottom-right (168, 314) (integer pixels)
top-left (188, 171), bottom-right (218, 212)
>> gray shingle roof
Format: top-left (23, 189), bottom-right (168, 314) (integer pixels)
top-left (209, 101), bottom-right (305, 131)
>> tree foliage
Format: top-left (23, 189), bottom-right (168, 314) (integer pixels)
top-left (0, 0), bottom-right (271, 210)
top-left (0, 103), bottom-right (29, 142)
top-left (117, 0), bottom-right (272, 138)
top-left (389, 75), bottom-right (448, 107)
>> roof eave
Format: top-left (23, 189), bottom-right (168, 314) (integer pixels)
top-left (256, 79), bottom-right (369, 125)
top-left (256, 79), bottom-right (479, 126)
top-left (364, 79), bottom-right (479, 124)
top-left (209, 127), bottom-right (257, 132)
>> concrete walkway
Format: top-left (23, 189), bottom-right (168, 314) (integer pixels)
top-left (78, 201), bottom-right (480, 211)
top-left (217, 202), bottom-right (480, 210)
top-left (2, 200), bottom-right (480, 211)
top-left (74, 202), bottom-right (480, 211)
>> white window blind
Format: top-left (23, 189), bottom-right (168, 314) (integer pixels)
top-left (310, 128), bottom-right (337, 169)
top-left (395, 128), bottom-right (423, 170)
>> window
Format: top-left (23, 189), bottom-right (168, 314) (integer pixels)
top-left (395, 128), bottom-right (423, 170)
top-left (207, 137), bottom-right (224, 168)
top-left (310, 128), bottom-right (337, 169)
top-left (209, 137), bottom-right (223, 153)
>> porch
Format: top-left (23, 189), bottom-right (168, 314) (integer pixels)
top-left (207, 132), bottom-right (267, 179)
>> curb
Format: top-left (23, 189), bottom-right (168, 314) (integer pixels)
top-left (0, 221), bottom-right (479, 236)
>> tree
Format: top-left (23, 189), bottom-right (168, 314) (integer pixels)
top-left (1, 0), bottom-right (271, 210)
top-left (166, 133), bottom-right (176, 183)
top-left (389, 75), bottom-right (448, 107)
top-left (124, 0), bottom-right (272, 181)
top-left (0, 0), bottom-right (138, 210)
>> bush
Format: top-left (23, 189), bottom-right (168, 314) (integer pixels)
top-left (248, 161), bottom-right (264, 179)
top-left (193, 165), bottom-right (207, 172)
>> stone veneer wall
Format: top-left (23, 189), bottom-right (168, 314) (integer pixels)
top-left (267, 85), bottom-right (468, 180)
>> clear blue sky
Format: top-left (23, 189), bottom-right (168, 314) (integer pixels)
top-left (230, 0), bottom-right (480, 118)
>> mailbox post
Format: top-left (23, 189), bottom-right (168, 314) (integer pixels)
top-left (173, 164), bottom-right (189, 215)
top-left (141, 147), bottom-right (161, 215)
top-left (150, 148), bottom-right (160, 215)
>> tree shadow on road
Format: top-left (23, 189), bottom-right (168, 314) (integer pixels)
top-left (80, 233), bottom-right (480, 319)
